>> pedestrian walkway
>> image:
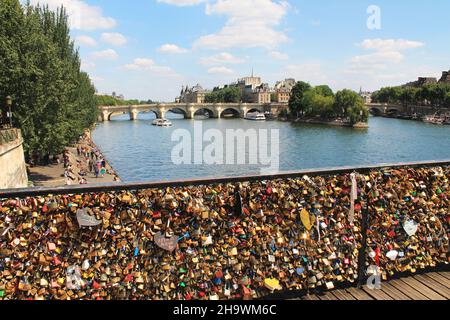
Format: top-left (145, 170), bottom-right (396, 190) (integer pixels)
top-left (299, 271), bottom-right (450, 300)
top-left (28, 133), bottom-right (120, 187)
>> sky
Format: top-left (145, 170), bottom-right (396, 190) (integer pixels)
top-left (26, 0), bottom-right (450, 102)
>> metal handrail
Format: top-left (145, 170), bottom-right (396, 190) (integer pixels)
top-left (1, 159), bottom-right (449, 198)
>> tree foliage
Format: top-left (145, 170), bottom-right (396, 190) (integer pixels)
top-left (372, 83), bottom-right (450, 107)
top-left (288, 81), bottom-right (312, 115)
top-left (0, 0), bottom-right (98, 159)
top-left (334, 89), bottom-right (368, 124)
top-left (94, 95), bottom-right (151, 107)
top-left (288, 81), bottom-right (368, 123)
top-left (205, 87), bottom-right (241, 103)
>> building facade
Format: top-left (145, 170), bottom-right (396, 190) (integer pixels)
top-left (273, 89), bottom-right (291, 103)
top-left (439, 70), bottom-right (450, 83)
top-left (178, 84), bottom-right (209, 104)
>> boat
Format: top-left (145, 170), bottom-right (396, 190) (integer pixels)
top-left (422, 115), bottom-right (443, 125)
top-left (245, 112), bottom-right (266, 121)
top-left (152, 119), bottom-right (173, 127)
top-left (264, 112), bottom-right (277, 121)
top-left (443, 115), bottom-right (450, 125)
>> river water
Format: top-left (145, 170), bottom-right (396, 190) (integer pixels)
top-left (92, 112), bottom-right (450, 182)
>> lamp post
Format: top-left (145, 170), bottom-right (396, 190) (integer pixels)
top-left (6, 96), bottom-right (12, 128)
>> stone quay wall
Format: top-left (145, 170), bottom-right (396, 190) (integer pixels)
top-left (0, 129), bottom-right (28, 189)
top-left (0, 161), bottom-right (448, 300)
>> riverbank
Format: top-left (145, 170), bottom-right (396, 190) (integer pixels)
top-left (28, 129), bottom-right (120, 187)
top-left (293, 118), bottom-right (369, 128)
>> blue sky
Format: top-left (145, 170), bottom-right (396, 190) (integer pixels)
top-left (28, 0), bottom-right (450, 101)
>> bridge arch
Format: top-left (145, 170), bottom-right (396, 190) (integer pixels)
top-left (387, 108), bottom-right (399, 116)
top-left (193, 107), bottom-right (216, 118)
top-left (246, 107), bottom-right (264, 116)
top-left (165, 107), bottom-right (188, 119)
top-left (134, 109), bottom-right (161, 119)
top-left (220, 107), bottom-right (241, 118)
top-left (107, 111), bottom-right (128, 121)
top-left (369, 108), bottom-right (383, 116)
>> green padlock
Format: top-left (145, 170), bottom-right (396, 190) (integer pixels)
top-left (0, 290), bottom-right (4, 298)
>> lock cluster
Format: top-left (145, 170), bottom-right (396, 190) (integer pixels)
top-left (0, 165), bottom-right (448, 300)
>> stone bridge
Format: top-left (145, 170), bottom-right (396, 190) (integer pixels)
top-left (98, 102), bottom-right (289, 121)
top-left (366, 103), bottom-right (406, 116)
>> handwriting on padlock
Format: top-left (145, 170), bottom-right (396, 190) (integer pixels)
top-left (76, 208), bottom-right (102, 227)
top-left (154, 232), bottom-right (178, 252)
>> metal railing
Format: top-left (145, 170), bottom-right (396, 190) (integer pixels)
top-left (1, 159), bottom-right (450, 198)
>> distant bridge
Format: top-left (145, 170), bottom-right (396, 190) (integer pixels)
top-left (366, 103), bottom-right (406, 116)
top-left (98, 103), bottom-right (289, 121)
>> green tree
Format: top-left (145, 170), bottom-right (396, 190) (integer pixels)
top-left (205, 87), bottom-right (241, 103)
top-left (288, 81), bottom-right (312, 117)
top-left (334, 89), bottom-right (368, 124)
top-left (400, 87), bottom-right (419, 106)
top-left (314, 85), bottom-right (334, 97)
top-left (301, 90), bottom-right (334, 118)
top-left (445, 92), bottom-right (450, 108)
top-left (0, 0), bottom-right (98, 162)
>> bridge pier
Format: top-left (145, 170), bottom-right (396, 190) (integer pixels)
top-left (240, 107), bottom-right (248, 118)
top-left (129, 107), bottom-right (138, 121)
top-left (100, 110), bottom-right (109, 122)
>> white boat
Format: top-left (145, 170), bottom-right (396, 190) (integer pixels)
top-left (152, 119), bottom-right (173, 127)
top-left (423, 115), bottom-right (445, 125)
top-left (245, 112), bottom-right (266, 121)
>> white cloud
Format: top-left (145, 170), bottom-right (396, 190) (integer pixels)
top-left (283, 63), bottom-right (326, 84)
top-left (193, 0), bottom-right (289, 50)
top-left (347, 38), bottom-right (425, 75)
top-left (101, 33), bottom-right (127, 46)
top-left (351, 51), bottom-right (404, 68)
top-left (81, 60), bottom-right (96, 71)
top-left (91, 49), bottom-right (119, 60)
top-left (269, 51), bottom-right (289, 60)
top-left (157, 0), bottom-right (207, 6)
top-left (29, 0), bottom-right (116, 30)
top-left (157, 44), bottom-right (189, 54)
top-left (207, 66), bottom-right (234, 74)
top-left (90, 75), bottom-right (104, 83)
top-left (359, 39), bottom-right (424, 51)
top-left (75, 35), bottom-right (97, 47)
top-left (124, 58), bottom-right (180, 76)
top-left (199, 52), bottom-right (245, 65)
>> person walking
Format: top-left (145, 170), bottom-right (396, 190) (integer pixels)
top-left (94, 165), bottom-right (99, 178)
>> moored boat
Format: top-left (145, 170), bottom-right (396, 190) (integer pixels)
top-left (152, 119), bottom-right (173, 127)
top-left (245, 112), bottom-right (266, 121)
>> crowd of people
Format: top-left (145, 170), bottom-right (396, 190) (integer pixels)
top-left (63, 134), bottom-right (120, 185)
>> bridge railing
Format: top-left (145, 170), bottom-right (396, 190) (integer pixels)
top-left (0, 160), bottom-right (448, 300)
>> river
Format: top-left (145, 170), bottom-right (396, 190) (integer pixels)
top-left (92, 113), bottom-right (450, 182)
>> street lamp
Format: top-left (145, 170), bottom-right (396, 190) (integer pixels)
top-left (6, 96), bottom-right (12, 128)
